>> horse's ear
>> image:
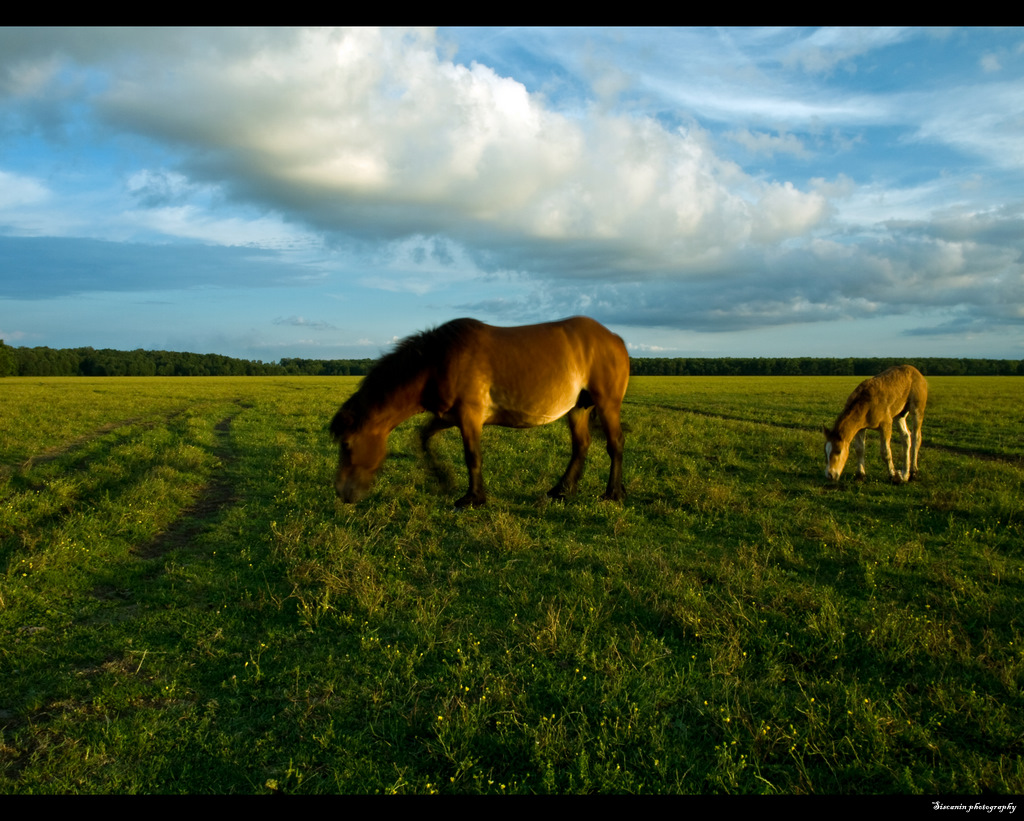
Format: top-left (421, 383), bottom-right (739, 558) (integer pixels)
top-left (822, 425), bottom-right (831, 437)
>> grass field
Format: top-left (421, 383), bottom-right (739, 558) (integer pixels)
top-left (1, 375), bottom-right (1022, 794)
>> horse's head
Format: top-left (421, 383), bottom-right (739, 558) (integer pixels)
top-left (330, 406), bottom-right (387, 503)
top-left (822, 426), bottom-right (848, 481)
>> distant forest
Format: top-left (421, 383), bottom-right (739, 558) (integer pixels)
top-left (1, 341), bottom-right (1021, 378)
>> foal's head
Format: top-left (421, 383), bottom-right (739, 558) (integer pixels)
top-left (330, 406), bottom-right (388, 503)
top-left (822, 426), bottom-right (849, 481)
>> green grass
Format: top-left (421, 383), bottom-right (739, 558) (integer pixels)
top-left (1, 375), bottom-right (1021, 793)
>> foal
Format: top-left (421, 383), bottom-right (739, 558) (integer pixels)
top-left (823, 364), bottom-right (928, 483)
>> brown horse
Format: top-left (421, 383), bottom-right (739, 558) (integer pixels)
top-left (330, 316), bottom-right (629, 507)
top-left (823, 364), bottom-right (928, 483)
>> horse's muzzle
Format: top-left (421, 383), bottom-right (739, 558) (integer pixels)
top-left (335, 481), bottom-right (368, 504)
top-left (334, 468), bottom-right (374, 504)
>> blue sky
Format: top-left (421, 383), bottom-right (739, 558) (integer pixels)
top-left (1, 27), bottom-right (1022, 360)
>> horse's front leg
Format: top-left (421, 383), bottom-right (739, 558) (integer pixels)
top-left (549, 406), bottom-right (591, 500)
top-left (853, 429), bottom-right (867, 480)
top-left (420, 414), bottom-right (454, 451)
top-left (456, 417), bottom-right (487, 508)
top-left (420, 414), bottom-right (458, 493)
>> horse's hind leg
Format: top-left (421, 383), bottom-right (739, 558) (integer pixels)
top-left (878, 420), bottom-right (902, 483)
top-left (549, 406), bottom-right (592, 500)
top-left (896, 414), bottom-right (912, 482)
top-left (909, 410), bottom-right (923, 480)
top-left (595, 400), bottom-right (625, 502)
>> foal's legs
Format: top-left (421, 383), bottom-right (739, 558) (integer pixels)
top-left (549, 406), bottom-right (592, 500)
top-left (853, 429), bottom-right (867, 480)
top-left (908, 409), bottom-right (924, 480)
top-left (878, 420), bottom-right (902, 483)
top-left (896, 414), bottom-right (912, 482)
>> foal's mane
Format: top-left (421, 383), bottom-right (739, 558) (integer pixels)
top-left (330, 318), bottom-right (482, 438)
top-left (839, 380), bottom-right (870, 414)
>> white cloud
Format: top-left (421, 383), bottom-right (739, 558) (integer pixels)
top-left (980, 53), bottom-right (1002, 73)
top-left (0, 54), bottom-right (60, 96)
top-left (782, 27), bottom-right (912, 75)
top-left (0, 168), bottom-right (49, 208)
top-left (124, 204), bottom-right (314, 250)
top-left (751, 182), bottom-right (829, 242)
top-left (273, 316), bottom-right (337, 330)
top-left (910, 82), bottom-right (1024, 169)
top-left (3, 27), bottom-right (1022, 357)
top-left (125, 169), bottom-right (197, 207)
top-left (85, 27), bottom-right (827, 277)
top-left (727, 128), bottom-right (809, 157)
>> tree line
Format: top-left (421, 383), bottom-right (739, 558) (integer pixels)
top-left (627, 356), bottom-right (1024, 376)
top-left (1, 341), bottom-right (1020, 378)
top-left (0, 343), bottom-right (383, 377)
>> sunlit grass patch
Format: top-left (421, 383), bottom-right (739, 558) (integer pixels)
top-left (0, 375), bottom-right (1022, 793)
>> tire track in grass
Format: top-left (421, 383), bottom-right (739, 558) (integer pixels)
top-left (1, 418), bottom-right (143, 481)
top-left (1, 406), bottom-right (249, 776)
top-left (2, 407), bottom-right (244, 574)
top-left (0, 417), bottom-right (161, 574)
top-left (628, 401), bottom-right (808, 431)
top-left (132, 413), bottom-right (240, 560)
top-left (5, 406), bottom-right (214, 481)
top-left (629, 400), bottom-right (1024, 466)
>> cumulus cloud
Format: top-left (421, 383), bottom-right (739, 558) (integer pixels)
top-left (2, 27), bottom-right (1022, 350)
top-left (73, 27), bottom-right (828, 280)
top-left (459, 201), bottom-right (1024, 339)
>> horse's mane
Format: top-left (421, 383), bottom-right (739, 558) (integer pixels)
top-left (839, 380), bottom-right (870, 414)
top-left (826, 379), bottom-right (868, 435)
top-left (330, 318), bottom-right (483, 439)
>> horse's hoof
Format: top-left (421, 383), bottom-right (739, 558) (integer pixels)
top-left (889, 475), bottom-right (905, 485)
top-left (455, 494), bottom-right (486, 509)
top-left (602, 489), bottom-right (626, 503)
